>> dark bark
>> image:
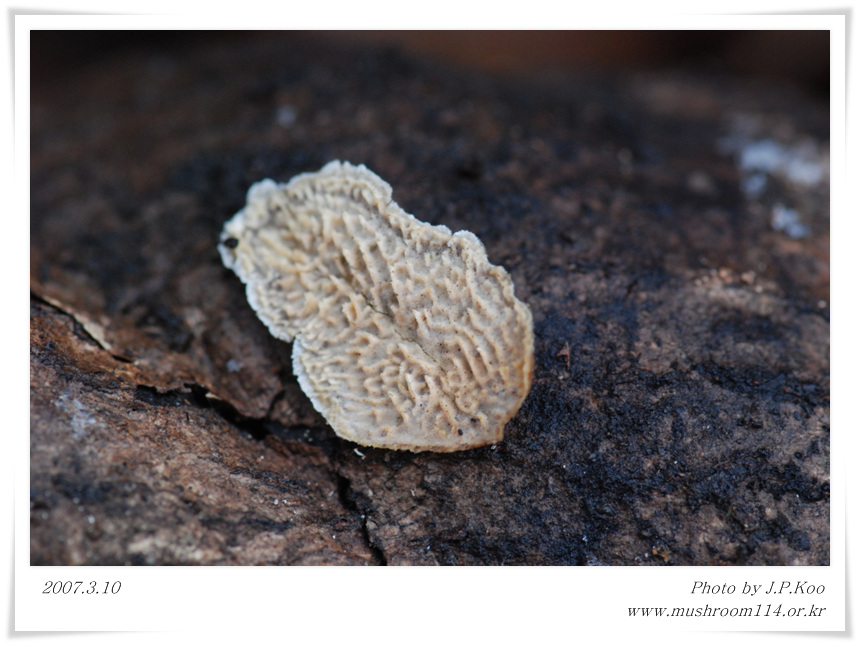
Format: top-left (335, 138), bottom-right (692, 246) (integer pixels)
top-left (31, 33), bottom-right (829, 565)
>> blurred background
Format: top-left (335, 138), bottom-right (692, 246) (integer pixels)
top-left (31, 30), bottom-right (829, 101)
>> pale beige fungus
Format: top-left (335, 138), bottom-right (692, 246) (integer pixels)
top-left (219, 161), bottom-right (534, 452)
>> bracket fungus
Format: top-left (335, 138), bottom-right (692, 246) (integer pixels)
top-left (218, 161), bottom-right (534, 452)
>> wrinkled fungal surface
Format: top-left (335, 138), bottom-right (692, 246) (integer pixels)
top-left (219, 161), bottom-right (534, 452)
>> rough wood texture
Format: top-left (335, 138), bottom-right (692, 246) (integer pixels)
top-left (30, 33), bottom-right (829, 565)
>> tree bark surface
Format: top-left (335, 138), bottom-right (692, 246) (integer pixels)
top-left (30, 34), bottom-right (829, 565)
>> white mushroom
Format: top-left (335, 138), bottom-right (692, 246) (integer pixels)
top-left (219, 161), bottom-right (533, 452)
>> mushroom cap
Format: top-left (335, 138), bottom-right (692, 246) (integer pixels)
top-left (219, 161), bottom-right (534, 452)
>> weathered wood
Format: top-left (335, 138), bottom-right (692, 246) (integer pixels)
top-left (31, 33), bottom-right (829, 565)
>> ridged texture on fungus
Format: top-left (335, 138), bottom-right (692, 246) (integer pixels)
top-left (219, 161), bottom-right (534, 452)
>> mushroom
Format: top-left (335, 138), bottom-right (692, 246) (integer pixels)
top-left (219, 161), bottom-right (533, 452)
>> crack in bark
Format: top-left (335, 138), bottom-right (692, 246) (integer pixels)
top-left (31, 291), bottom-right (322, 441)
top-left (335, 472), bottom-right (388, 565)
top-left (30, 291), bottom-right (133, 363)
